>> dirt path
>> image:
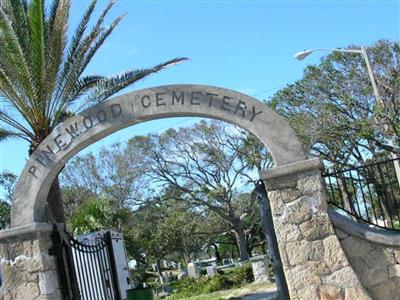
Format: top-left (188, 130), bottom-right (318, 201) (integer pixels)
top-left (222, 283), bottom-right (277, 300)
top-left (168, 282), bottom-right (277, 300)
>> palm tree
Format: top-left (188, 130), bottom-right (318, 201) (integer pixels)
top-left (0, 0), bottom-right (187, 223)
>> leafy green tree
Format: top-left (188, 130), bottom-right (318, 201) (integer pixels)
top-left (129, 120), bottom-right (265, 261)
top-left (62, 185), bottom-right (97, 219)
top-left (270, 40), bottom-right (399, 227)
top-left (270, 40), bottom-right (399, 168)
top-left (0, 0), bottom-right (186, 223)
top-left (0, 171), bottom-right (17, 229)
top-left (61, 142), bottom-right (150, 233)
top-left (0, 202), bottom-right (10, 230)
top-left (124, 198), bottom-right (209, 281)
top-left (67, 197), bottom-right (110, 234)
top-left (215, 233), bottom-right (239, 261)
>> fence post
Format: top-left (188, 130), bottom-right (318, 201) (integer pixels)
top-left (105, 231), bottom-right (122, 300)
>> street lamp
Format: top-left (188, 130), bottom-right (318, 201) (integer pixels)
top-left (295, 46), bottom-right (400, 186)
top-left (294, 47), bottom-right (383, 106)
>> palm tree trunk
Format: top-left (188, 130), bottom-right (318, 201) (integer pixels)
top-left (47, 176), bottom-right (65, 223)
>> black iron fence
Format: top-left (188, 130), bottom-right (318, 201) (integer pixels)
top-left (323, 157), bottom-right (400, 231)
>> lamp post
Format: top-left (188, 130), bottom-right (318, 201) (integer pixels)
top-left (294, 47), bottom-right (400, 186)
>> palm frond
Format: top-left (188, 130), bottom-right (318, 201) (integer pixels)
top-left (77, 14), bottom-right (124, 83)
top-left (60, 14), bottom-right (124, 108)
top-left (46, 0), bottom-right (60, 34)
top-left (27, 0), bottom-right (46, 112)
top-left (8, 0), bottom-right (29, 54)
top-left (0, 128), bottom-right (28, 142)
top-left (0, 108), bottom-right (33, 139)
top-left (68, 0), bottom-right (97, 58)
top-left (0, 65), bottom-right (36, 129)
top-left (0, 0), bottom-right (188, 150)
top-left (64, 75), bottom-right (106, 107)
top-left (44, 0), bottom-right (70, 118)
top-left (74, 57), bottom-right (188, 112)
top-left (50, 0), bottom-right (115, 120)
top-left (0, 4), bottom-right (35, 102)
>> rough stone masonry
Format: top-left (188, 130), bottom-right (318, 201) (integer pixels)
top-left (0, 223), bottom-right (61, 300)
top-left (262, 158), bottom-right (372, 300)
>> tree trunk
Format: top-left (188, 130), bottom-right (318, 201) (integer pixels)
top-left (47, 176), bottom-right (65, 223)
top-left (182, 251), bottom-right (190, 265)
top-left (337, 174), bottom-right (359, 223)
top-left (156, 260), bottom-right (164, 284)
top-left (233, 227), bottom-right (250, 261)
top-left (337, 174), bottom-right (353, 214)
top-left (375, 165), bottom-right (394, 228)
top-left (211, 243), bottom-right (222, 264)
top-left (134, 257), bottom-right (147, 284)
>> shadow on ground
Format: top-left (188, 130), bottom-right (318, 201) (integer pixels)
top-left (228, 290), bottom-right (278, 300)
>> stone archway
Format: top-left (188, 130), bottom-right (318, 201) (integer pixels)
top-left (4, 84), bottom-right (372, 299)
top-left (11, 84), bottom-right (306, 227)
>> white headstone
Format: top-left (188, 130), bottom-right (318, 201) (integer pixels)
top-left (162, 259), bottom-right (168, 268)
top-left (152, 263), bottom-right (158, 272)
top-left (206, 266), bottom-right (217, 277)
top-left (187, 262), bottom-right (199, 278)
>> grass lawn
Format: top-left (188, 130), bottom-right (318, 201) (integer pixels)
top-left (166, 282), bottom-right (276, 300)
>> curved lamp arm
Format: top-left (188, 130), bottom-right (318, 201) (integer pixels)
top-left (294, 48), bottom-right (362, 60)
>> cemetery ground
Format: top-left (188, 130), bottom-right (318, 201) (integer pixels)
top-left (142, 262), bottom-right (276, 300)
top-left (166, 282), bottom-right (277, 300)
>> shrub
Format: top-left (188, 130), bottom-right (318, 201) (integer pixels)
top-left (225, 263), bottom-right (254, 285)
top-left (167, 264), bottom-right (254, 299)
top-left (170, 277), bottom-right (206, 298)
top-left (200, 275), bottom-right (235, 294)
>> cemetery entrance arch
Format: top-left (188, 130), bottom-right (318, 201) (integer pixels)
top-left (11, 84), bottom-right (306, 226)
top-left (9, 84), bottom-right (372, 299)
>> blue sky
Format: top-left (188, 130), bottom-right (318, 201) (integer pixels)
top-left (0, 0), bottom-right (399, 183)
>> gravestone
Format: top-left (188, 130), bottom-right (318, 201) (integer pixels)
top-left (187, 262), bottom-right (199, 278)
top-left (152, 263), bottom-right (158, 272)
top-left (250, 255), bottom-right (271, 283)
top-left (206, 266), bottom-right (218, 277)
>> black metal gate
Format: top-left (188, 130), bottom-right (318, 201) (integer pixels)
top-left (53, 227), bottom-right (121, 300)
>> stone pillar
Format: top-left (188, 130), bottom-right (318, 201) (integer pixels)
top-left (0, 223), bottom-right (62, 300)
top-left (250, 255), bottom-right (272, 283)
top-left (261, 158), bottom-right (371, 300)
